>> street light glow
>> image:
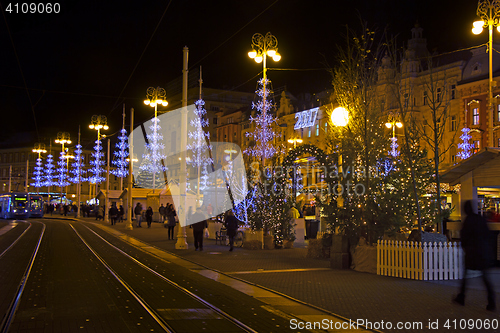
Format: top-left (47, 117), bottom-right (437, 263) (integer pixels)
top-left (331, 107), bottom-right (349, 127)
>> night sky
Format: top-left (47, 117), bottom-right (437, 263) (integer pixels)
top-left (0, 0), bottom-right (480, 148)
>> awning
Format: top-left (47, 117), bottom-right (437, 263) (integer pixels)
top-left (440, 147), bottom-right (500, 185)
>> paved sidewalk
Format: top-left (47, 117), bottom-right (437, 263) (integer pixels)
top-left (51, 216), bottom-right (500, 332)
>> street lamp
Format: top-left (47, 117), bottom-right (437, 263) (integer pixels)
top-left (63, 151), bottom-right (74, 204)
top-left (144, 86), bottom-right (168, 193)
top-left (89, 115), bottom-right (109, 204)
top-left (32, 143), bottom-right (47, 194)
top-left (385, 121), bottom-right (403, 157)
top-left (287, 138), bottom-right (303, 149)
top-left (472, 0), bottom-right (500, 147)
top-left (55, 132), bottom-right (71, 205)
top-left (331, 107), bottom-right (349, 208)
top-left (248, 32), bottom-right (281, 166)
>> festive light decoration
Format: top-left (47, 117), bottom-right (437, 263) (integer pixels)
top-left (111, 128), bottom-right (129, 178)
top-left (31, 143), bottom-right (46, 191)
top-left (43, 151), bottom-right (56, 187)
top-left (389, 137), bottom-right (400, 157)
top-left (55, 151), bottom-right (71, 188)
top-left (88, 138), bottom-right (106, 184)
top-left (31, 157), bottom-right (44, 189)
top-left (186, 98), bottom-right (212, 190)
top-left (457, 127), bottom-right (473, 160)
top-left (245, 78), bottom-right (277, 160)
top-left (69, 143), bottom-right (86, 184)
top-left (140, 117), bottom-right (167, 176)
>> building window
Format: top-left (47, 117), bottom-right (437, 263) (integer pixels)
top-left (324, 122), bottom-right (328, 134)
top-left (404, 93), bottom-right (409, 108)
top-left (450, 146), bottom-right (457, 163)
top-left (210, 105), bottom-right (220, 112)
top-left (450, 115), bottom-right (457, 131)
top-left (497, 104), bottom-right (500, 122)
top-left (473, 140), bottom-right (480, 153)
top-left (498, 138), bottom-right (500, 147)
top-left (472, 107), bottom-right (480, 125)
top-left (423, 91), bottom-right (428, 105)
top-left (308, 128), bottom-right (311, 138)
top-left (436, 88), bottom-right (441, 103)
top-left (451, 85), bottom-right (456, 99)
top-left (213, 117), bottom-right (218, 125)
top-left (316, 124), bottom-right (319, 136)
top-left (227, 117), bottom-right (233, 124)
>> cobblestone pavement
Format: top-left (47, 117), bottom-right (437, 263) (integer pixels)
top-left (51, 216), bottom-right (500, 332)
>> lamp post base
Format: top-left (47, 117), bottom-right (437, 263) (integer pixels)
top-left (125, 219), bottom-right (133, 231)
top-left (175, 227), bottom-right (188, 249)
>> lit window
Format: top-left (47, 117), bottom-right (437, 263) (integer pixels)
top-left (316, 124), bottom-right (319, 136)
top-left (324, 122), bottom-right (328, 133)
top-left (473, 140), bottom-right (480, 153)
top-left (451, 115), bottom-right (457, 131)
top-left (497, 104), bottom-right (500, 122)
top-left (308, 129), bottom-right (311, 138)
top-left (472, 108), bottom-right (480, 125)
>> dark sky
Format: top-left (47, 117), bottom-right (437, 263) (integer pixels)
top-left (0, 0), bottom-right (480, 147)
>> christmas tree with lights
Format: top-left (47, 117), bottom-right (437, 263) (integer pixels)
top-left (111, 128), bottom-right (129, 178)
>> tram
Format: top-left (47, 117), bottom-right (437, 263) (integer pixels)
top-left (28, 193), bottom-right (44, 218)
top-left (0, 192), bottom-right (30, 219)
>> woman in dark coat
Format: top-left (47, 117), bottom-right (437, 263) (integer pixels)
top-left (145, 206), bottom-right (153, 228)
top-left (454, 200), bottom-right (496, 311)
top-left (166, 205), bottom-right (177, 240)
top-left (224, 210), bottom-right (239, 251)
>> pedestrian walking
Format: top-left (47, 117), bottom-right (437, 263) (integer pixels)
top-left (159, 204), bottom-right (166, 222)
top-left (97, 206), bottom-right (104, 221)
top-left (118, 205), bottom-right (124, 222)
top-left (454, 200), bottom-right (496, 311)
top-left (191, 207), bottom-right (207, 251)
top-left (146, 206), bottom-right (153, 228)
top-left (224, 210), bottom-right (239, 251)
top-left (109, 204), bottom-right (119, 225)
top-left (134, 203), bottom-right (143, 227)
top-left (166, 205), bottom-right (176, 240)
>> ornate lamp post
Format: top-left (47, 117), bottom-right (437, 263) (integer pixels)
top-left (143, 86), bottom-right (168, 193)
top-left (472, 0), bottom-right (500, 147)
top-left (331, 107), bottom-right (349, 208)
top-left (55, 132), bottom-right (71, 205)
top-left (32, 143), bottom-right (47, 194)
top-left (89, 115), bottom-right (109, 204)
top-left (287, 138), bottom-right (303, 149)
top-left (247, 32), bottom-right (281, 166)
top-left (385, 121), bottom-right (403, 157)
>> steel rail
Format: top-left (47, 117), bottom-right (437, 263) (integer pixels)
top-left (78, 223), bottom-right (258, 333)
top-left (0, 223), bottom-right (45, 333)
top-left (0, 222), bottom-right (31, 259)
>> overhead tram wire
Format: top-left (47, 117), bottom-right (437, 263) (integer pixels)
top-left (188, 0), bottom-right (280, 71)
top-left (107, 0), bottom-right (173, 119)
top-left (0, 2), bottom-right (40, 141)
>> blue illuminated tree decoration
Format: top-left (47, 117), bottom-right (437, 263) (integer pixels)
top-left (31, 156), bottom-right (44, 189)
top-left (389, 137), bottom-right (400, 157)
top-left (43, 151), bottom-right (56, 187)
top-left (69, 143), bottom-right (86, 184)
top-left (89, 138), bottom-right (106, 184)
top-left (245, 78), bottom-right (277, 160)
top-left (111, 128), bottom-right (129, 178)
top-left (187, 99), bottom-right (212, 190)
top-left (457, 127), bottom-right (473, 160)
top-left (139, 117), bottom-right (167, 187)
top-left (55, 151), bottom-right (71, 188)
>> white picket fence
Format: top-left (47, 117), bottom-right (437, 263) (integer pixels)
top-left (377, 240), bottom-right (464, 280)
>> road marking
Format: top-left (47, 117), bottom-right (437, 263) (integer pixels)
top-left (0, 222), bottom-right (18, 236)
top-left (226, 268), bottom-right (331, 275)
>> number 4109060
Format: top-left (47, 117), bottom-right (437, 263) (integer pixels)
top-left (5, 3), bottom-right (60, 14)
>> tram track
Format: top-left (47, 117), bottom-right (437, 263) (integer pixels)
top-left (70, 222), bottom-right (258, 333)
top-left (0, 222), bottom-right (45, 333)
top-left (0, 222), bottom-right (31, 259)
